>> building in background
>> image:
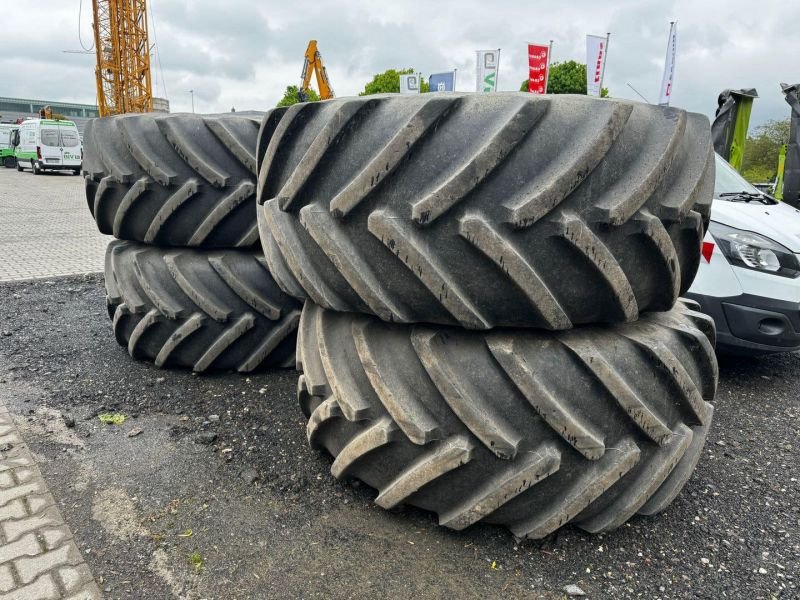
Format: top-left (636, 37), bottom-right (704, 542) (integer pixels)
top-left (152, 97), bottom-right (170, 113)
top-left (0, 97), bottom-right (99, 135)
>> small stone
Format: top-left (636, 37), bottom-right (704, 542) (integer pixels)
top-left (127, 428), bottom-right (143, 438)
top-left (156, 377), bottom-right (165, 383)
top-left (1, 331), bottom-right (11, 337)
top-left (195, 432), bottom-right (217, 445)
top-left (63, 414), bottom-right (76, 428)
top-left (758, 567), bottom-right (768, 575)
top-left (564, 584), bottom-right (586, 597)
top-left (208, 414), bottom-right (220, 422)
top-left (241, 468), bottom-right (259, 484)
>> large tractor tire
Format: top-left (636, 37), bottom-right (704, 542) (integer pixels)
top-left (257, 93), bottom-right (714, 330)
top-left (297, 300), bottom-right (717, 538)
top-left (105, 240), bottom-right (301, 372)
top-left (84, 112), bottom-right (263, 248)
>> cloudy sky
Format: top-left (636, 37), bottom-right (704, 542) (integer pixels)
top-left (2, 0), bottom-right (796, 127)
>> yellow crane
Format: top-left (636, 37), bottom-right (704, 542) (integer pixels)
top-left (299, 40), bottom-right (334, 102)
top-left (92, 0), bottom-right (153, 117)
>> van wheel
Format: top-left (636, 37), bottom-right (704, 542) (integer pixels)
top-left (16, 161), bottom-right (23, 172)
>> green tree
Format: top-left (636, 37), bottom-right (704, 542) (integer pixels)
top-left (277, 85), bottom-right (320, 107)
top-left (519, 60), bottom-right (608, 97)
top-left (359, 68), bottom-right (430, 96)
top-left (741, 119), bottom-right (790, 183)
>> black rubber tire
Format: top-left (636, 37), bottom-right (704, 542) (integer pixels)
top-left (297, 299), bottom-right (717, 538)
top-left (84, 112), bottom-right (264, 248)
top-left (257, 93), bottom-right (714, 330)
top-left (3, 157), bottom-right (16, 169)
top-left (105, 240), bottom-right (301, 372)
top-left (16, 162), bottom-right (23, 172)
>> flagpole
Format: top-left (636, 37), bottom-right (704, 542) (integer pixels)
top-left (475, 51), bottom-right (480, 93)
top-left (453, 68), bottom-right (458, 91)
top-left (599, 32), bottom-right (610, 96)
top-left (545, 40), bottom-right (553, 94)
top-left (660, 21), bottom-right (675, 106)
top-left (495, 48), bottom-right (501, 91)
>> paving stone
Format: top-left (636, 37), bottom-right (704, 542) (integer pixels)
top-left (15, 543), bottom-right (83, 585)
top-left (0, 480), bottom-right (49, 509)
top-left (3, 506), bottom-right (65, 544)
top-left (0, 170), bottom-right (109, 282)
top-left (0, 564), bottom-right (15, 593)
top-left (0, 447), bottom-right (36, 472)
top-left (56, 563), bottom-right (96, 595)
top-left (0, 573), bottom-right (59, 600)
top-left (0, 500), bottom-right (27, 523)
top-left (62, 582), bottom-right (104, 600)
top-left (0, 533), bottom-right (40, 564)
top-left (0, 399), bottom-right (101, 597)
top-left (39, 525), bottom-right (74, 552)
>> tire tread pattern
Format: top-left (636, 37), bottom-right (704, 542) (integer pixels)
top-left (297, 300), bottom-right (717, 538)
top-left (257, 93), bottom-right (714, 329)
top-left (105, 240), bottom-right (301, 372)
top-left (85, 112), bottom-right (263, 248)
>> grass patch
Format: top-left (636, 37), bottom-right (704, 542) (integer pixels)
top-left (188, 551), bottom-right (203, 574)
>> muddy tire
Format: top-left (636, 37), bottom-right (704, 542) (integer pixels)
top-left (257, 93), bottom-right (714, 330)
top-left (105, 240), bottom-right (301, 372)
top-left (297, 300), bottom-right (717, 538)
top-left (84, 112), bottom-right (263, 248)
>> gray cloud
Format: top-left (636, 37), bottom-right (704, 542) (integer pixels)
top-left (0, 0), bottom-right (796, 127)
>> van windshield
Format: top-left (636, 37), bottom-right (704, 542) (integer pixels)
top-left (40, 127), bottom-right (60, 147)
top-left (714, 154), bottom-right (761, 197)
top-left (60, 128), bottom-right (80, 147)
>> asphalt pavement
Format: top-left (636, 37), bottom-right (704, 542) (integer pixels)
top-left (0, 275), bottom-right (797, 599)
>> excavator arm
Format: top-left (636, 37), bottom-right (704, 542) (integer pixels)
top-left (299, 40), bottom-right (334, 102)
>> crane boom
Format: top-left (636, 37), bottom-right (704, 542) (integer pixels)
top-left (299, 40), bottom-right (334, 101)
top-left (92, 0), bottom-right (153, 117)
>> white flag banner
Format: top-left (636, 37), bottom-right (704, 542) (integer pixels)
top-left (400, 73), bottom-right (421, 94)
top-left (476, 49), bottom-right (500, 93)
top-left (586, 34), bottom-right (608, 97)
top-left (658, 22), bottom-right (678, 105)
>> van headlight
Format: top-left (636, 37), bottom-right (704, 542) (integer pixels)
top-left (709, 222), bottom-right (800, 278)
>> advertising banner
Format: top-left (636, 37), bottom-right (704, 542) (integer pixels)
top-left (400, 73), bottom-right (421, 94)
top-left (586, 34), bottom-right (608, 97)
top-left (476, 50), bottom-right (500, 92)
top-left (429, 71), bottom-right (456, 92)
top-left (658, 22), bottom-right (678, 105)
top-left (527, 43), bottom-right (550, 94)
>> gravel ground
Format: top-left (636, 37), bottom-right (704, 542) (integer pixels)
top-left (0, 275), bottom-right (797, 599)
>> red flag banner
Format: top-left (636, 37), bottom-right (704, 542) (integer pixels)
top-left (528, 43), bottom-right (550, 94)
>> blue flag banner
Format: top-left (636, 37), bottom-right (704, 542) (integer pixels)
top-left (428, 71), bottom-right (456, 92)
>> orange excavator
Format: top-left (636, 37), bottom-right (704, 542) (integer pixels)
top-left (298, 40), bottom-right (334, 102)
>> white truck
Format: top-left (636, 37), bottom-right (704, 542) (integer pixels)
top-left (13, 118), bottom-right (82, 175)
top-left (687, 154), bottom-right (800, 355)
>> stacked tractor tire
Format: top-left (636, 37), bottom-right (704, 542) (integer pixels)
top-left (83, 112), bottom-right (301, 372)
top-left (86, 92), bottom-right (719, 539)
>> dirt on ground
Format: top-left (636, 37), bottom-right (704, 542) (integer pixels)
top-left (0, 275), bottom-right (797, 599)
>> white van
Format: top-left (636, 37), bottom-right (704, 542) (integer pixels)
top-left (13, 118), bottom-right (82, 175)
top-left (687, 154), bottom-right (800, 355)
top-left (0, 123), bottom-right (17, 168)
